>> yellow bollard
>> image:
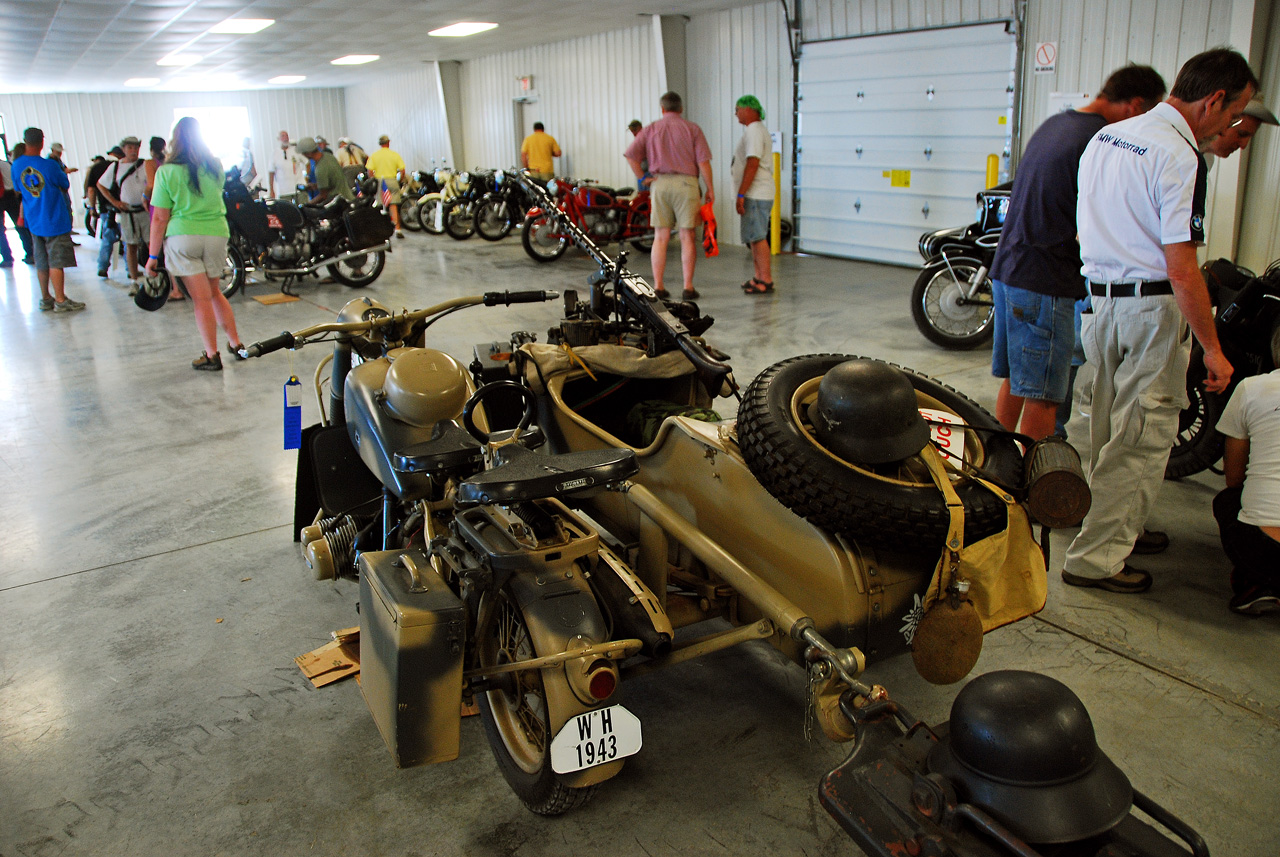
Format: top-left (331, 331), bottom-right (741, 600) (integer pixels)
top-left (770, 151), bottom-right (782, 255)
top-left (986, 154), bottom-right (999, 189)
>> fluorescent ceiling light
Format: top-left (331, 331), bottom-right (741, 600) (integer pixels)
top-left (429, 22), bottom-right (498, 37)
top-left (209, 18), bottom-right (274, 34)
top-left (268, 75), bottom-right (307, 85)
top-left (124, 78), bottom-right (160, 87)
top-left (330, 55), bottom-right (380, 65)
top-left (157, 53), bottom-right (201, 67)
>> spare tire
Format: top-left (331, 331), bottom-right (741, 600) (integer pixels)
top-left (736, 354), bottom-right (1022, 552)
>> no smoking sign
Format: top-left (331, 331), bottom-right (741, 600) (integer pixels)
top-left (1034, 42), bottom-right (1057, 74)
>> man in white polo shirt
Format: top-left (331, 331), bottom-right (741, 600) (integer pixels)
top-left (1062, 48), bottom-right (1258, 594)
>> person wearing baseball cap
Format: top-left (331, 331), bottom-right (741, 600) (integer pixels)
top-left (733, 94), bottom-right (775, 295)
top-left (366, 135), bottom-right (407, 237)
top-left (335, 136), bottom-right (367, 169)
top-left (1204, 97), bottom-right (1279, 163)
top-left (296, 136), bottom-right (352, 204)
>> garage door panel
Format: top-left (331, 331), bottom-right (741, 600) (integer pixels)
top-left (795, 22), bottom-right (1016, 264)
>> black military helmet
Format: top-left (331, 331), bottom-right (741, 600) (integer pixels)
top-left (927, 670), bottom-right (1133, 844)
top-left (807, 359), bottom-right (930, 465)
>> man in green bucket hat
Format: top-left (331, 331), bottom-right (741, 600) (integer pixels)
top-left (732, 95), bottom-right (775, 295)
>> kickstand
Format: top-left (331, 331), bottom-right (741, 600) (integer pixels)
top-left (282, 276), bottom-right (298, 297)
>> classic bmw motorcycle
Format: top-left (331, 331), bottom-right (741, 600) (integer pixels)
top-left (911, 184), bottom-right (1010, 349)
top-left (222, 170), bottom-right (394, 295)
top-left (243, 175), bottom-right (1086, 818)
top-left (520, 175), bottom-right (653, 262)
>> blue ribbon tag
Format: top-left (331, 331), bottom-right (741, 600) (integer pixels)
top-left (284, 376), bottom-right (302, 450)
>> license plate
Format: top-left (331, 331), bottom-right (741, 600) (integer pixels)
top-left (549, 704), bottom-right (642, 774)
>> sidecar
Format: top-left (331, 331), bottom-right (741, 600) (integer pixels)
top-left (509, 339), bottom-right (1054, 678)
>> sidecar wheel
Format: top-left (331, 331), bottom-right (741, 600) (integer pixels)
top-left (737, 354), bottom-right (1021, 552)
top-left (521, 213), bottom-right (569, 262)
top-left (911, 257), bottom-right (995, 349)
top-left (477, 586), bottom-right (597, 815)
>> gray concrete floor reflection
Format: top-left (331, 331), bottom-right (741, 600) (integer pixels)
top-left (1, 229), bottom-right (1276, 856)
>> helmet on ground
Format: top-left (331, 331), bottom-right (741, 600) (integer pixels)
top-left (807, 359), bottom-right (929, 464)
top-left (926, 670), bottom-right (1133, 844)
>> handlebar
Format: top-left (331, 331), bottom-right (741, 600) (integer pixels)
top-left (241, 291), bottom-right (560, 357)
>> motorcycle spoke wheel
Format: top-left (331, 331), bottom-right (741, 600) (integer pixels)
top-left (399, 197), bottom-right (423, 231)
top-left (475, 198), bottom-right (514, 241)
top-left (219, 244), bottom-right (245, 298)
top-left (521, 214), bottom-right (568, 262)
top-left (1165, 382), bottom-right (1225, 479)
top-left (418, 198), bottom-right (445, 235)
top-left (477, 587), bottom-right (596, 815)
top-left (444, 201), bottom-right (476, 240)
top-left (911, 259), bottom-right (995, 349)
top-left (326, 241), bottom-right (385, 288)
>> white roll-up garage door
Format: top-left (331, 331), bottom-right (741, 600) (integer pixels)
top-left (796, 22), bottom-right (1017, 266)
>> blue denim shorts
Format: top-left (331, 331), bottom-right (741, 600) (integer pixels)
top-left (990, 279), bottom-right (1076, 403)
top-left (740, 197), bottom-right (772, 244)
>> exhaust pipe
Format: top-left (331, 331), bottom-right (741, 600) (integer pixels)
top-left (266, 241), bottom-right (394, 276)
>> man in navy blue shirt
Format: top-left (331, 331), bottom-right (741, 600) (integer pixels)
top-left (13, 127), bottom-right (84, 312)
top-left (990, 64), bottom-right (1166, 440)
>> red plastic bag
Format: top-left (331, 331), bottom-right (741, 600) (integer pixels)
top-left (700, 202), bottom-right (718, 258)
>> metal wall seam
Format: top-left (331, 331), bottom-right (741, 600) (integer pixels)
top-left (344, 64), bottom-right (451, 172)
top-left (1237, 0), bottom-right (1280, 270)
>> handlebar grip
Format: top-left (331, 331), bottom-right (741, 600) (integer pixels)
top-left (244, 331), bottom-right (297, 358)
top-left (676, 336), bottom-right (736, 397)
top-left (483, 290), bottom-right (560, 306)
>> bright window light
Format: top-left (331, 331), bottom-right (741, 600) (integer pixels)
top-left (173, 107), bottom-right (251, 169)
top-left (124, 78), bottom-right (160, 87)
top-left (429, 22), bottom-right (498, 37)
top-left (209, 18), bottom-right (274, 34)
top-left (330, 55), bottom-right (379, 65)
top-left (158, 53), bottom-right (202, 67)
top-left (268, 75), bottom-right (306, 85)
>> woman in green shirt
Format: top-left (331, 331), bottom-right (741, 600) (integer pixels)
top-left (144, 117), bottom-right (244, 371)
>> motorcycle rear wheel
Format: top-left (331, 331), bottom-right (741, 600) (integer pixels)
top-left (443, 199), bottom-right (476, 240)
top-left (737, 354), bottom-right (1022, 553)
top-left (911, 257), bottom-right (995, 349)
top-left (476, 586), bottom-right (597, 816)
top-left (522, 214), bottom-right (569, 262)
top-left (475, 195), bottom-right (515, 241)
top-left (220, 244), bottom-right (246, 298)
top-left (417, 197), bottom-right (445, 235)
top-left (1166, 377), bottom-right (1226, 480)
top-left (326, 241), bottom-right (385, 287)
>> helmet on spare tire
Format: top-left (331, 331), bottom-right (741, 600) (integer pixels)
top-left (807, 359), bottom-right (930, 464)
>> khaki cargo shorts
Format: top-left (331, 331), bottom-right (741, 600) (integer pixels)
top-left (650, 174), bottom-right (701, 230)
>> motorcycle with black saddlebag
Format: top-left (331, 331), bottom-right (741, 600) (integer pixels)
top-left (241, 175), bottom-right (1089, 816)
top-left (222, 170), bottom-right (393, 295)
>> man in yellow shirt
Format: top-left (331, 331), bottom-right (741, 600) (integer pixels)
top-left (365, 134), bottom-right (408, 238)
top-left (520, 123), bottom-right (561, 181)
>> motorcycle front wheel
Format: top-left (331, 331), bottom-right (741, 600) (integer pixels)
top-left (475, 195), bottom-right (515, 241)
top-left (220, 243), bottom-right (246, 298)
top-left (399, 195), bottom-right (423, 231)
top-left (443, 199), bottom-right (476, 240)
top-left (476, 586), bottom-right (597, 816)
top-left (1166, 377), bottom-right (1226, 480)
top-left (521, 213), bottom-right (569, 262)
top-left (911, 257), bottom-right (995, 349)
top-left (326, 241), bottom-right (385, 287)
top-left (417, 196), bottom-right (445, 235)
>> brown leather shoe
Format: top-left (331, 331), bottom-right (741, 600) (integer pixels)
top-left (1061, 565), bottom-right (1152, 593)
top-left (1132, 528), bottom-right (1169, 554)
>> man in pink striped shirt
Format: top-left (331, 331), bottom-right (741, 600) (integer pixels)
top-left (625, 92), bottom-right (714, 300)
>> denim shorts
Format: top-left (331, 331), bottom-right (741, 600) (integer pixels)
top-left (740, 197), bottom-right (772, 244)
top-left (990, 279), bottom-right (1076, 403)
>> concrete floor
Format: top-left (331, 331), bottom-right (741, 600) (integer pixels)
top-left (1, 228), bottom-right (1277, 857)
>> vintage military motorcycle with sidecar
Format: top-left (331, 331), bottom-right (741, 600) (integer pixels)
top-left (242, 175), bottom-right (1090, 818)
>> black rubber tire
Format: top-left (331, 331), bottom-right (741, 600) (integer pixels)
top-left (911, 257), bottom-right (995, 349)
top-left (219, 243), bottom-right (245, 298)
top-left (475, 194), bottom-right (516, 241)
top-left (626, 205), bottom-right (654, 252)
top-left (476, 586), bottom-right (597, 816)
top-left (443, 199), bottom-right (476, 240)
top-left (522, 213), bottom-right (568, 262)
top-left (417, 197), bottom-right (445, 235)
top-left (737, 354), bottom-right (1021, 552)
top-left (399, 195), bottom-right (423, 231)
top-left (1165, 381), bottom-right (1226, 480)
top-left (326, 241), bottom-right (385, 287)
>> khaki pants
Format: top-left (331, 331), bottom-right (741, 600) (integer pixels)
top-left (1063, 294), bottom-right (1190, 579)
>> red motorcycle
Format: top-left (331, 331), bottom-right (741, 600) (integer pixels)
top-left (520, 174), bottom-right (653, 262)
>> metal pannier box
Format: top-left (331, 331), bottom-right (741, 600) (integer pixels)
top-left (358, 548), bottom-right (465, 767)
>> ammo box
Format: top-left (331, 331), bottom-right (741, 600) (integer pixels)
top-left (358, 548), bottom-right (465, 767)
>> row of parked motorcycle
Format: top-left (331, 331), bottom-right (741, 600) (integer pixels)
top-left (399, 166), bottom-right (655, 263)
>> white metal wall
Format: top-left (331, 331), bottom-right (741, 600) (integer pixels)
top-left (1235, 13), bottom-right (1280, 271)
top-left (0, 89), bottom-right (345, 209)
top-left (459, 24), bottom-right (662, 187)
top-left (686, 1), bottom-right (796, 228)
top-left (345, 63), bottom-right (453, 171)
top-left (803, 0), bottom-right (1016, 40)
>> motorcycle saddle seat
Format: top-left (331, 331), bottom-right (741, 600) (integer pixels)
top-left (456, 444), bottom-right (638, 507)
top-left (394, 421), bottom-right (483, 476)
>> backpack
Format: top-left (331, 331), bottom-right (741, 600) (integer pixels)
top-left (100, 160), bottom-right (143, 213)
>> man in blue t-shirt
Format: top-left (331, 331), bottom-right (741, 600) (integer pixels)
top-left (13, 127), bottom-right (84, 312)
top-left (990, 64), bottom-right (1166, 440)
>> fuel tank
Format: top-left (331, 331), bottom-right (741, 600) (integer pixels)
top-left (344, 348), bottom-right (476, 501)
